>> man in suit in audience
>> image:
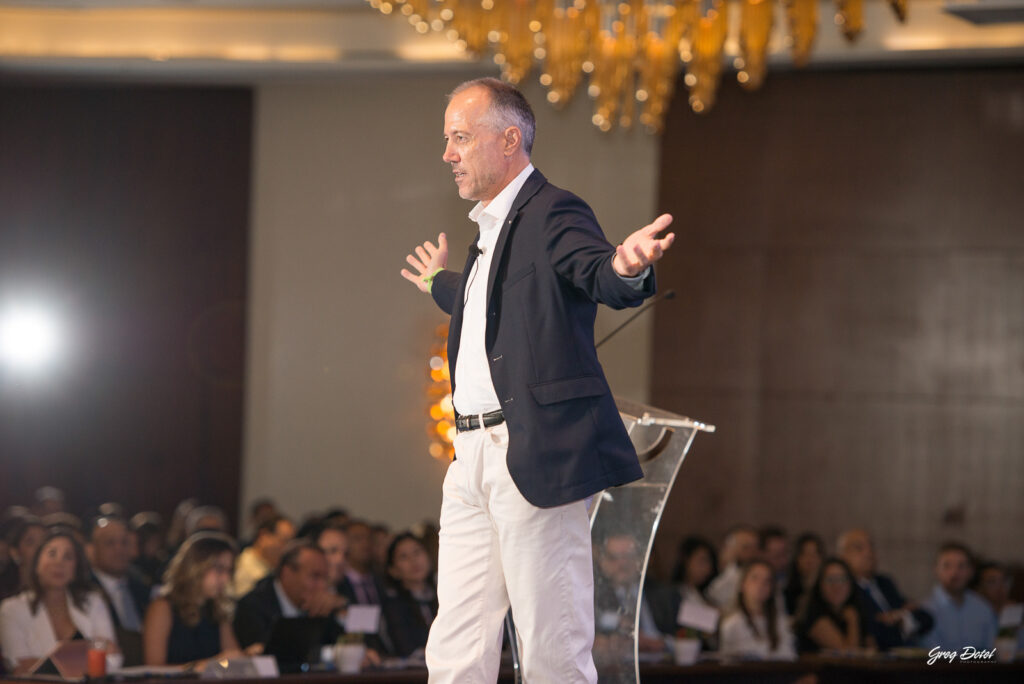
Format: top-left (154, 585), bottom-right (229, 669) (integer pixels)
top-left (838, 528), bottom-right (933, 650)
top-left (233, 540), bottom-right (346, 648)
top-left (707, 525), bottom-right (759, 610)
top-left (338, 520), bottom-right (386, 608)
top-left (921, 542), bottom-right (997, 651)
top-left (87, 515), bottom-right (150, 666)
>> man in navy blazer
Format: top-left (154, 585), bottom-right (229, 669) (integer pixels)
top-left (401, 78), bottom-right (674, 683)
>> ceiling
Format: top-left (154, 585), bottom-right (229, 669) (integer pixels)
top-left (0, 1), bottom-right (1022, 82)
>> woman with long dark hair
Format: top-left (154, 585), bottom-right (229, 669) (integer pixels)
top-left (380, 533), bottom-right (437, 657)
top-left (0, 528), bottom-right (117, 673)
top-left (719, 559), bottom-right (795, 660)
top-left (782, 533), bottom-right (825, 616)
top-left (142, 532), bottom-right (244, 667)
top-left (794, 557), bottom-right (874, 654)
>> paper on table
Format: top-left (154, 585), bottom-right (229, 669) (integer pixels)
top-left (677, 599), bottom-right (720, 633)
top-left (999, 603), bottom-right (1023, 628)
top-left (345, 604), bottom-right (382, 633)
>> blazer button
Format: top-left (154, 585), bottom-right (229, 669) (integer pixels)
top-left (504, 396), bottom-right (514, 404)
top-left (492, 354), bottom-right (503, 362)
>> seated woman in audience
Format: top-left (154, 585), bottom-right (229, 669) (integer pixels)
top-left (794, 557), bottom-right (874, 654)
top-left (0, 516), bottom-right (47, 602)
top-left (719, 559), bottom-right (796, 660)
top-left (380, 533), bottom-right (437, 657)
top-left (0, 528), bottom-right (118, 673)
top-left (782, 532), bottom-right (825, 616)
top-left (143, 532), bottom-right (246, 668)
top-left (663, 535), bottom-right (720, 648)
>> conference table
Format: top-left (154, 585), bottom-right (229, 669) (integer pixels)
top-left (4, 657), bottom-right (1024, 684)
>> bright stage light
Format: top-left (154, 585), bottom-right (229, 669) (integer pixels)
top-left (0, 304), bottom-right (63, 373)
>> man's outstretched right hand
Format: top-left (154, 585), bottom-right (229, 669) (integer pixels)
top-left (400, 233), bottom-right (449, 293)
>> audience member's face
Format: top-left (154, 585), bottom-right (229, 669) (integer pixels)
top-left (13, 524), bottom-right (46, 567)
top-left (389, 538), bottom-right (431, 587)
top-left (442, 87), bottom-right (508, 202)
top-left (820, 562), bottom-right (852, 610)
top-left (599, 536), bottom-right (641, 587)
top-left (840, 530), bottom-right (876, 579)
top-left (741, 563), bottom-right (773, 610)
top-left (976, 567), bottom-right (1010, 608)
top-left (279, 549), bottom-right (329, 612)
top-left (262, 520), bottom-right (296, 566)
top-left (201, 551), bottom-right (235, 600)
top-left (346, 523), bottom-right (373, 571)
top-left (763, 536), bottom-right (789, 574)
top-left (318, 528), bottom-right (348, 585)
top-left (126, 529), bottom-right (139, 561)
top-left (90, 519), bottom-right (132, 576)
top-left (796, 540), bottom-right (824, 581)
top-left (141, 533), bottom-right (163, 558)
top-left (730, 530), bottom-right (759, 567)
top-left (685, 547), bottom-right (714, 588)
top-left (936, 550), bottom-right (972, 596)
top-left (35, 537), bottom-right (76, 592)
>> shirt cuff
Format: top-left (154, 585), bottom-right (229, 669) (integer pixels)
top-left (617, 266), bottom-right (651, 290)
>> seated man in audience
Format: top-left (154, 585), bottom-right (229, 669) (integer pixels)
top-left (593, 533), bottom-right (670, 655)
top-left (88, 516), bottom-right (151, 666)
top-left (233, 514), bottom-right (295, 597)
top-left (233, 540), bottom-right (344, 648)
top-left (921, 542), bottom-right (997, 651)
top-left (838, 528), bottom-right (933, 650)
top-left (184, 506), bottom-right (229, 538)
top-left (242, 498), bottom-right (279, 549)
top-left (708, 525), bottom-right (759, 610)
top-left (339, 521), bottom-right (385, 607)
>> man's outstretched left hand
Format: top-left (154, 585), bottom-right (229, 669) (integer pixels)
top-left (612, 213), bottom-right (675, 277)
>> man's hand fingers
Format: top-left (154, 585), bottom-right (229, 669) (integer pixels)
top-left (415, 245), bottom-right (430, 264)
top-left (424, 241), bottom-right (437, 257)
top-left (406, 254), bottom-right (426, 271)
top-left (438, 232), bottom-right (448, 251)
top-left (400, 268), bottom-right (420, 283)
top-left (643, 213), bottom-right (674, 237)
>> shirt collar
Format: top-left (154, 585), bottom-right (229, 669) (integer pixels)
top-left (95, 570), bottom-right (125, 592)
top-left (468, 163), bottom-right (535, 229)
top-left (274, 579), bottom-right (302, 617)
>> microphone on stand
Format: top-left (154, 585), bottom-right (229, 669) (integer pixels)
top-left (595, 289), bottom-right (676, 349)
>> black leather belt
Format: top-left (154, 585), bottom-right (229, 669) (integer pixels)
top-left (455, 409), bottom-right (505, 433)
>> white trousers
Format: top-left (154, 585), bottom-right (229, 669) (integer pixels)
top-left (425, 422), bottom-right (598, 684)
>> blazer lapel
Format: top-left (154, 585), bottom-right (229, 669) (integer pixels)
top-left (485, 168), bottom-right (547, 307)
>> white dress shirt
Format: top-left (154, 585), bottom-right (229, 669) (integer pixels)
top-left (94, 570), bottom-right (142, 631)
top-left (0, 590), bottom-right (117, 668)
top-left (453, 163), bottom-right (535, 416)
top-left (719, 609), bottom-right (796, 660)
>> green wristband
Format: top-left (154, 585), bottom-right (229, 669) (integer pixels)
top-left (423, 267), bottom-right (445, 293)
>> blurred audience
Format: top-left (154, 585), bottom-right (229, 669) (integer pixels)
top-left (921, 542), bottom-right (997, 651)
top-left (32, 487), bottom-right (65, 518)
top-left (719, 559), bottom-right (796, 660)
top-left (87, 516), bottom-right (151, 666)
top-left (783, 533), bottom-right (825, 617)
top-left (0, 528), bottom-right (117, 673)
top-left (233, 540), bottom-right (343, 649)
top-left (594, 533), bottom-right (668, 653)
top-left (315, 524), bottom-right (349, 598)
top-left (708, 525), bottom-right (759, 610)
top-left (794, 558), bottom-right (874, 654)
top-left (0, 516), bottom-right (46, 602)
top-left (143, 532), bottom-right (243, 667)
top-left (371, 524), bottom-right (394, 576)
top-left (380, 532), bottom-right (437, 657)
top-left (233, 514), bottom-right (295, 597)
top-left (130, 512), bottom-right (167, 587)
top-left (340, 521), bottom-right (385, 607)
top-left (838, 528), bottom-right (933, 650)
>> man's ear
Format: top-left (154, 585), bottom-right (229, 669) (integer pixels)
top-left (504, 127), bottom-right (522, 155)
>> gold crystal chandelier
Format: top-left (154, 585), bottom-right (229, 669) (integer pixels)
top-left (370, 1), bottom-right (913, 131)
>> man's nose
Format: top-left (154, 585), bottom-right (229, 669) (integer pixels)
top-left (442, 141), bottom-right (458, 164)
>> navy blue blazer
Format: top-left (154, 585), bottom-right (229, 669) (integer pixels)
top-left (431, 169), bottom-right (652, 507)
top-left (857, 573), bottom-right (934, 650)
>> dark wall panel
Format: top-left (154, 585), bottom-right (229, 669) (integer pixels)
top-left (652, 67), bottom-right (1024, 597)
top-left (0, 85), bottom-right (251, 528)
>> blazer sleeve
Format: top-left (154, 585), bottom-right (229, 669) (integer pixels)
top-left (0, 595), bottom-right (33, 668)
top-left (542, 194), bottom-right (655, 309)
top-left (430, 270), bottom-right (461, 315)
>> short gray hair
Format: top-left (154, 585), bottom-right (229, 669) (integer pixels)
top-left (450, 77), bottom-right (536, 155)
